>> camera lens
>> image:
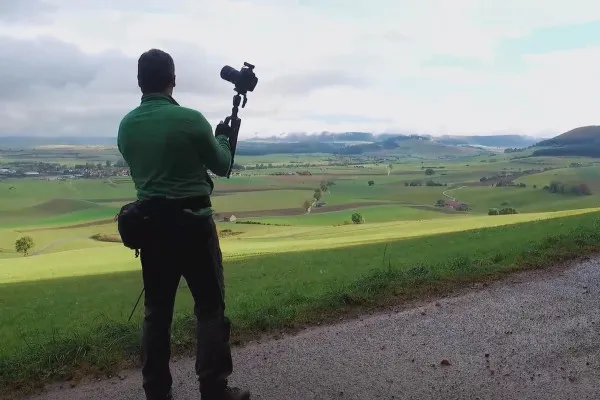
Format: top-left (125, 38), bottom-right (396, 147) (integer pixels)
top-left (220, 66), bottom-right (240, 85)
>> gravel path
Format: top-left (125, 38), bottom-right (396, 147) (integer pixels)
top-left (26, 257), bottom-right (600, 400)
top-left (442, 186), bottom-right (466, 202)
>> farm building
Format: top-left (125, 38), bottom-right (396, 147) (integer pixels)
top-left (223, 214), bottom-right (237, 223)
top-left (443, 200), bottom-right (469, 210)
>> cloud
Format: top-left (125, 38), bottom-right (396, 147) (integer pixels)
top-left (1, 0), bottom-right (600, 137)
top-left (264, 70), bottom-right (370, 96)
top-left (0, 0), bottom-right (57, 24)
top-left (0, 36), bottom-right (100, 98)
top-left (0, 34), bottom-right (231, 136)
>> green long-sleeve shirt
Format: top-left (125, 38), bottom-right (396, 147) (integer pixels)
top-left (117, 93), bottom-right (231, 216)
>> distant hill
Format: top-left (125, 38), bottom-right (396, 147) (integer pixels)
top-left (0, 136), bottom-right (116, 148)
top-left (0, 132), bottom-right (542, 159)
top-left (437, 135), bottom-right (540, 148)
top-left (533, 126), bottom-right (600, 157)
top-left (238, 134), bottom-right (481, 158)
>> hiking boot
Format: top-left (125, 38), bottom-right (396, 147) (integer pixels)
top-left (201, 386), bottom-right (250, 400)
top-left (147, 388), bottom-right (173, 400)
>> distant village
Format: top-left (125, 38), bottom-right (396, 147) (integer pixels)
top-left (0, 160), bottom-right (130, 180)
top-left (0, 159), bottom-right (228, 180)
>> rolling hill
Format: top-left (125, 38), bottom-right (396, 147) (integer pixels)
top-left (3, 133), bottom-right (540, 158)
top-left (533, 126), bottom-right (600, 157)
top-left (437, 134), bottom-right (540, 148)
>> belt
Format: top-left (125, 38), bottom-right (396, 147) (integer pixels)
top-left (142, 195), bottom-right (212, 211)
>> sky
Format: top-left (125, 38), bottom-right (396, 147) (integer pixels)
top-left (2, 0), bottom-right (600, 138)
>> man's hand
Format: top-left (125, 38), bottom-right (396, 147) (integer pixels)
top-left (215, 121), bottom-right (233, 140)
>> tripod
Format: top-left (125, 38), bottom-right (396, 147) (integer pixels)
top-left (223, 91), bottom-right (247, 179)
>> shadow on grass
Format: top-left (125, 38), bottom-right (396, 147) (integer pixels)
top-left (2, 212), bottom-right (600, 394)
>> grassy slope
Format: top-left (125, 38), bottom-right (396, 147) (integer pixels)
top-left (255, 204), bottom-right (451, 225)
top-left (3, 153), bottom-right (600, 392)
top-left (2, 211), bottom-right (600, 392)
top-left (2, 208), bottom-right (597, 260)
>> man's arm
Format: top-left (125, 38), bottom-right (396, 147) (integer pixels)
top-left (188, 111), bottom-right (232, 177)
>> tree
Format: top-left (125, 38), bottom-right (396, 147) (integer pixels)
top-left (579, 183), bottom-right (592, 195)
top-left (15, 236), bottom-right (34, 256)
top-left (351, 212), bottom-right (364, 224)
top-left (303, 199), bottom-right (312, 214)
top-left (368, 180), bottom-right (375, 186)
top-left (313, 188), bottom-right (322, 201)
top-left (387, 163), bottom-right (393, 176)
top-left (320, 181), bottom-right (328, 192)
top-left (105, 160), bottom-right (112, 167)
top-left (425, 168), bottom-right (435, 176)
top-left (488, 208), bottom-right (499, 215)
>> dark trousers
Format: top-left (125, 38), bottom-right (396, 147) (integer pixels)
top-left (139, 214), bottom-right (233, 400)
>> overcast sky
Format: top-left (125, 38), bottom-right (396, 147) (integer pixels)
top-left (2, 0), bottom-right (600, 138)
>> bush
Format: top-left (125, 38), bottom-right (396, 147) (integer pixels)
top-left (579, 183), bottom-right (592, 195)
top-left (488, 208), bottom-right (499, 215)
top-left (368, 180), bottom-right (375, 186)
top-left (351, 212), bottom-right (364, 224)
top-left (425, 168), bottom-right (435, 176)
top-left (90, 233), bottom-right (122, 243)
top-left (518, 182), bottom-right (526, 188)
top-left (425, 180), bottom-right (444, 187)
top-left (218, 229), bottom-right (242, 237)
top-left (545, 181), bottom-right (592, 196)
top-left (499, 207), bottom-right (518, 215)
top-left (455, 204), bottom-right (470, 212)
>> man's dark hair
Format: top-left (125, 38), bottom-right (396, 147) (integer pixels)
top-left (137, 49), bottom-right (175, 94)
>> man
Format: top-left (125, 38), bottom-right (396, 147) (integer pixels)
top-left (117, 49), bottom-right (250, 400)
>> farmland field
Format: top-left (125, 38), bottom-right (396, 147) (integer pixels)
top-left (2, 146), bottom-right (600, 393)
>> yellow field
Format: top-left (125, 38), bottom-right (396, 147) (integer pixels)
top-left (2, 206), bottom-right (598, 284)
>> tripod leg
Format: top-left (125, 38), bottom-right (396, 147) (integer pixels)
top-left (128, 287), bottom-right (145, 322)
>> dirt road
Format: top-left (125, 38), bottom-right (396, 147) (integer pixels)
top-left (26, 258), bottom-right (600, 400)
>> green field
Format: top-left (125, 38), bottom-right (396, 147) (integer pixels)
top-left (2, 148), bottom-right (600, 394)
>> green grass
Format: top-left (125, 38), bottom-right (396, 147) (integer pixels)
top-left (1, 206), bottom-right (120, 230)
top-left (517, 165), bottom-right (600, 188)
top-left (0, 178), bottom-right (135, 210)
top-left (2, 211), bottom-right (600, 392)
top-left (254, 204), bottom-right (452, 226)
top-left (5, 152), bottom-right (600, 394)
top-left (3, 208), bottom-right (595, 261)
top-left (212, 189), bottom-right (321, 212)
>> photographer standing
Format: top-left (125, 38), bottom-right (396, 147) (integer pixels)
top-left (117, 49), bottom-right (251, 400)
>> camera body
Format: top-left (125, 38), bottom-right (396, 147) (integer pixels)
top-left (220, 62), bottom-right (258, 94)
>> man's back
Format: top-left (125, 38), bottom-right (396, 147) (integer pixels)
top-left (118, 93), bottom-right (231, 205)
top-left (117, 49), bottom-right (249, 400)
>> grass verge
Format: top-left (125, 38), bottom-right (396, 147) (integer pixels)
top-left (2, 212), bottom-right (600, 396)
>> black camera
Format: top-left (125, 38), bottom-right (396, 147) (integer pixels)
top-left (220, 62), bottom-right (258, 94)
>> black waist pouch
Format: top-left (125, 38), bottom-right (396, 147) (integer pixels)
top-left (117, 200), bottom-right (150, 253)
top-left (116, 195), bottom-right (212, 256)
